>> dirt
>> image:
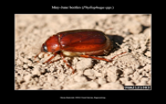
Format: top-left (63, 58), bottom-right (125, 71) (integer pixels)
top-left (15, 14), bottom-right (151, 90)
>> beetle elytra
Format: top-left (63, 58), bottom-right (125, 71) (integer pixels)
top-left (34, 29), bottom-right (126, 74)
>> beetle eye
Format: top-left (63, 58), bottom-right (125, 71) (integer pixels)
top-left (42, 44), bottom-right (48, 52)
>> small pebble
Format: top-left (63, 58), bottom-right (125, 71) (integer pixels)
top-left (27, 86), bottom-right (41, 90)
top-left (23, 64), bottom-right (28, 69)
top-left (144, 64), bottom-right (151, 72)
top-left (148, 79), bottom-right (151, 85)
top-left (134, 80), bottom-right (140, 84)
top-left (32, 66), bottom-right (41, 75)
top-left (88, 82), bottom-right (98, 89)
top-left (125, 81), bottom-right (134, 85)
top-left (124, 68), bottom-right (134, 75)
top-left (133, 71), bottom-right (139, 80)
top-left (43, 82), bottom-right (51, 88)
top-left (142, 71), bottom-right (147, 76)
top-left (93, 70), bottom-right (102, 77)
top-left (119, 78), bottom-right (126, 84)
top-left (24, 74), bottom-right (32, 82)
top-left (38, 53), bottom-right (44, 58)
top-left (64, 82), bottom-right (84, 90)
top-left (16, 59), bottom-right (23, 65)
top-left (126, 21), bottom-right (142, 34)
top-left (27, 53), bottom-right (35, 59)
top-left (136, 81), bottom-right (147, 85)
top-left (19, 84), bottom-right (27, 90)
top-left (97, 77), bottom-right (106, 85)
top-left (23, 58), bottom-right (29, 63)
top-left (138, 68), bottom-right (145, 74)
top-left (140, 77), bottom-right (149, 82)
top-left (74, 75), bottom-right (87, 82)
top-left (15, 83), bottom-right (19, 90)
top-left (145, 51), bottom-right (151, 57)
top-left (100, 82), bottom-right (124, 90)
top-left (76, 59), bottom-right (93, 71)
top-left (84, 69), bottom-right (94, 76)
top-left (47, 75), bottom-right (55, 82)
top-left (107, 73), bottom-right (117, 82)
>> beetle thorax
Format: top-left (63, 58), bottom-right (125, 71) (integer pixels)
top-left (45, 35), bottom-right (61, 52)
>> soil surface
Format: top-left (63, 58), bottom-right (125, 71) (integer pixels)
top-left (15, 14), bottom-right (151, 90)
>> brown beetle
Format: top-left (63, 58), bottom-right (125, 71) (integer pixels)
top-left (35, 29), bottom-right (126, 74)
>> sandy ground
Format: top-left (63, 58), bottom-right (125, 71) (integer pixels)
top-left (15, 14), bottom-right (151, 90)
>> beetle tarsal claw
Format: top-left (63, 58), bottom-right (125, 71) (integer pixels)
top-left (72, 69), bottom-right (76, 74)
top-left (34, 60), bottom-right (39, 63)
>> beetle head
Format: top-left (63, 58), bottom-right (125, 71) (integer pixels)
top-left (41, 35), bottom-right (61, 53)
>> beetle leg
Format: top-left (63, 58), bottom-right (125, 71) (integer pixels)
top-left (80, 52), bottom-right (126, 62)
top-left (47, 59), bottom-right (61, 64)
top-left (60, 52), bottom-right (76, 74)
top-left (34, 52), bottom-right (43, 63)
top-left (43, 53), bottom-right (57, 64)
top-left (34, 52), bottom-right (41, 58)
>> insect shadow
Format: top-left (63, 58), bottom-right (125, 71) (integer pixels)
top-left (106, 34), bottom-right (124, 52)
top-left (91, 34), bottom-right (125, 66)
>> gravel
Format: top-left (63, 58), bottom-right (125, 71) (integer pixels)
top-left (15, 14), bottom-right (151, 90)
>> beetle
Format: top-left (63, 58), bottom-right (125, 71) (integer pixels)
top-left (34, 29), bottom-right (126, 74)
